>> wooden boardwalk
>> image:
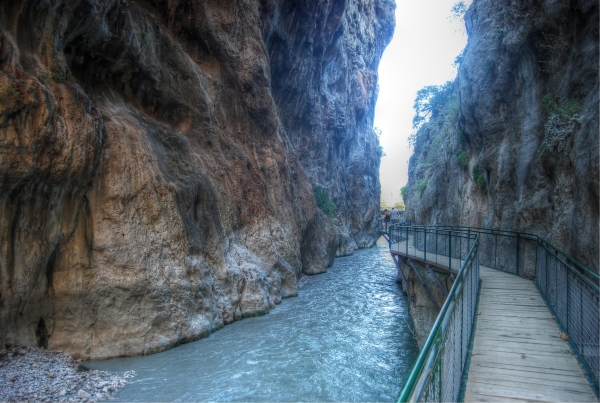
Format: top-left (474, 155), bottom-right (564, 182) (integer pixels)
top-left (464, 266), bottom-right (597, 402)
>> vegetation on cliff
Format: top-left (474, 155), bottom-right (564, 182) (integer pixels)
top-left (403, 0), bottom-right (598, 271)
top-left (313, 186), bottom-right (337, 219)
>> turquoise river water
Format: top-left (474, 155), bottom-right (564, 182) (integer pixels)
top-left (86, 238), bottom-right (419, 402)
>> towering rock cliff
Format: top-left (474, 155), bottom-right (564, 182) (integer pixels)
top-left (404, 0), bottom-right (598, 271)
top-left (0, 0), bottom-right (394, 358)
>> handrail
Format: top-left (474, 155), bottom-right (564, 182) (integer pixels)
top-left (410, 225), bottom-right (597, 281)
top-left (407, 224), bottom-right (537, 238)
top-left (395, 227), bottom-right (480, 402)
top-left (392, 225), bottom-right (599, 400)
top-left (376, 218), bottom-right (413, 233)
top-left (537, 241), bottom-right (600, 292)
top-left (537, 237), bottom-right (600, 282)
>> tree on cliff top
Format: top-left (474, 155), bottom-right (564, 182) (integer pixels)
top-left (411, 81), bottom-right (454, 131)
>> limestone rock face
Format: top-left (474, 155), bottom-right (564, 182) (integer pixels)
top-left (404, 0), bottom-right (598, 271)
top-left (396, 261), bottom-right (451, 348)
top-left (266, 0), bottom-right (394, 255)
top-left (0, 0), bottom-right (394, 358)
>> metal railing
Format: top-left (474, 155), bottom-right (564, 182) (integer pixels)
top-left (536, 238), bottom-right (600, 392)
top-left (376, 218), bottom-right (411, 233)
top-left (394, 227), bottom-right (480, 402)
top-left (425, 225), bottom-right (599, 393)
top-left (394, 225), bottom-right (600, 400)
top-left (377, 218), bottom-right (387, 233)
top-left (425, 227), bottom-right (538, 277)
top-left (389, 227), bottom-right (475, 273)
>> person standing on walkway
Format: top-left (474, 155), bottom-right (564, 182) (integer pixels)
top-left (383, 209), bottom-right (391, 231)
top-left (391, 207), bottom-right (400, 226)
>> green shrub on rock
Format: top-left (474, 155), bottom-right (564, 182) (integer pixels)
top-left (472, 166), bottom-right (486, 190)
top-left (456, 150), bottom-right (469, 166)
top-left (416, 178), bottom-right (428, 196)
top-left (401, 184), bottom-right (410, 200)
top-left (539, 93), bottom-right (581, 156)
top-left (313, 186), bottom-right (336, 219)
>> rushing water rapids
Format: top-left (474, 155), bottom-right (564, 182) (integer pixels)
top-left (86, 239), bottom-right (419, 402)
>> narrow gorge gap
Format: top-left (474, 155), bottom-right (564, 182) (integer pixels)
top-left (0, 0), bottom-right (596, 402)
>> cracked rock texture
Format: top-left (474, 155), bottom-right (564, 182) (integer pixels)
top-left (396, 261), bottom-right (452, 348)
top-left (0, 0), bottom-right (394, 358)
top-left (404, 0), bottom-right (598, 271)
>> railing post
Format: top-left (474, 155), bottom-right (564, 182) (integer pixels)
top-left (448, 232), bottom-right (452, 272)
top-left (516, 233), bottom-right (520, 275)
top-left (579, 284), bottom-right (583, 359)
top-left (534, 235), bottom-right (539, 277)
top-left (566, 269), bottom-right (570, 334)
top-left (554, 252), bottom-right (558, 310)
top-left (545, 247), bottom-right (548, 299)
top-left (494, 233), bottom-right (498, 269)
top-left (424, 228), bottom-right (427, 263)
top-left (459, 234), bottom-right (462, 267)
top-left (435, 229), bottom-right (438, 266)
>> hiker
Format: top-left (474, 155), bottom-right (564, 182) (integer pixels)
top-left (383, 209), bottom-right (391, 231)
top-left (391, 207), bottom-right (400, 225)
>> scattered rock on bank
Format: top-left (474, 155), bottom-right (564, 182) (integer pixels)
top-left (297, 275), bottom-right (312, 288)
top-left (0, 347), bottom-right (133, 402)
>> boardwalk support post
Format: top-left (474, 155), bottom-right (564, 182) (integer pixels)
top-left (392, 254), bottom-right (408, 287)
top-left (408, 260), bottom-right (440, 311)
top-left (427, 265), bottom-right (449, 297)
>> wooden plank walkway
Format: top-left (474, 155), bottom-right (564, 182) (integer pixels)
top-left (464, 266), bottom-right (597, 402)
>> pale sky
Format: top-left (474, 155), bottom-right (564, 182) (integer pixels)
top-left (375, 0), bottom-right (470, 206)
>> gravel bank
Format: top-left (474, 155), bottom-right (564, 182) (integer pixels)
top-left (0, 347), bottom-right (132, 402)
top-left (297, 275), bottom-right (312, 288)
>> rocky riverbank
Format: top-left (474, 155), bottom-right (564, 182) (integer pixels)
top-left (0, 347), bottom-right (132, 403)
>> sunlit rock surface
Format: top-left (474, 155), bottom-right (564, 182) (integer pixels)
top-left (0, 0), bottom-right (394, 358)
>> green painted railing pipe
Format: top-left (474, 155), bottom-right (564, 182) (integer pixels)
top-left (396, 235), bottom-right (478, 402)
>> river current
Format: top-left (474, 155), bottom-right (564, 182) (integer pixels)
top-left (86, 238), bottom-right (419, 402)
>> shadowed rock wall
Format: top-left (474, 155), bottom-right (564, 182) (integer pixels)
top-left (404, 0), bottom-right (598, 271)
top-left (396, 261), bottom-right (451, 348)
top-left (0, 0), bottom-right (394, 358)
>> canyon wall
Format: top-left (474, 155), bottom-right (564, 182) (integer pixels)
top-left (0, 0), bottom-right (394, 358)
top-left (396, 260), bottom-right (451, 348)
top-left (404, 0), bottom-right (599, 271)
